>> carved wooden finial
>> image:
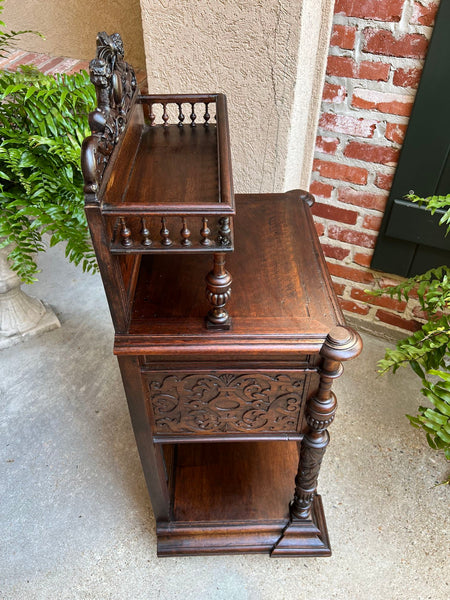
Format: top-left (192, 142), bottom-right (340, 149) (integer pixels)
top-left (81, 32), bottom-right (138, 203)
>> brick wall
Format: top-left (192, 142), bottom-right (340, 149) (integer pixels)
top-left (311, 0), bottom-right (440, 335)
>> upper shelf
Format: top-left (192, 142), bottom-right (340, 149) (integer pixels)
top-left (102, 94), bottom-right (235, 216)
top-left (81, 34), bottom-right (234, 216)
top-left (81, 33), bottom-right (235, 254)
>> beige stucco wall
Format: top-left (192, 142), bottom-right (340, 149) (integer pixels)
top-left (140, 0), bottom-right (334, 193)
top-left (2, 0), bottom-right (146, 69)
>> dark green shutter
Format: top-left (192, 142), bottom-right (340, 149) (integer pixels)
top-left (371, 0), bottom-right (450, 277)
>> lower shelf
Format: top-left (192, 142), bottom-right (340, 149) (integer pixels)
top-left (156, 441), bottom-right (331, 556)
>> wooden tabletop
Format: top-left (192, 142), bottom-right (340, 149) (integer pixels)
top-left (114, 191), bottom-right (344, 357)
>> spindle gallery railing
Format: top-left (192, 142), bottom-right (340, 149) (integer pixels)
top-left (109, 215), bottom-right (233, 253)
top-left (140, 95), bottom-right (217, 128)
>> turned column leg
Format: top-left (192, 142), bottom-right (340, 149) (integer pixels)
top-left (291, 358), bottom-right (340, 519)
top-left (205, 252), bottom-right (232, 329)
top-left (271, 326), bottom-right (362, 556)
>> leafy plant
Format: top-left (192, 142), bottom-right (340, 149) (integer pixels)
top-left (372, 194), bottom-right (450, 482)
top-left (0, 65), bottom-right (98, 283)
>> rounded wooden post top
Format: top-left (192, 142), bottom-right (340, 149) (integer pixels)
top-left (285, 188), bottom-right (315, 207)
top-left (321, 326), bottom-right (363, 362)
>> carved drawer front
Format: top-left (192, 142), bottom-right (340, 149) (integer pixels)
top-left (145, 372), bottom-right (308, 436)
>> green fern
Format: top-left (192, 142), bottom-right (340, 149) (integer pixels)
top-left (0, 66), bottom-right (97, 282)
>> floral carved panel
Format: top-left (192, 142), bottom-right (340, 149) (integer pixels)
top-left (146, 372), bottom-right (307, 434)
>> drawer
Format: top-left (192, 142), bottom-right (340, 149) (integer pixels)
top-left (143, 371), bottom-right (312, 437)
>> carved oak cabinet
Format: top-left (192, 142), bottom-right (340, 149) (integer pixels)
top-left (81, 33), bottom-right (362, 557)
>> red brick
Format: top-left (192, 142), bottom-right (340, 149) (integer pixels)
top-left (352, 88), bottom-right (414, 116)
top-left (385, 122), bottom-right (408, 144)
top-left (41, 57), bottom-right (67, 74)
top-left (326, 55), bottom-right (357, 78)
top-left (312, 159), bottom-right (368, 185)
top-left (0, 49), bottom-right (27, 69)
top-left (354, 252), bottom-right (373, 267)
top-left (344, 141), bottom-right (400, 166)
top-left (330, 24), bottom-right (356, 50)
top-left (363, 28), bottom-right (429, 59)
top-left (315, 135), bottom-right (339, 155)
top-left (393, 66), bottom-right (422, 88)
top-left (321, 244), bottom-right (351, 260)
top-left (378, 276), bottom-right (404, 289)
top-left (338, 188), bottom-right (388, 211)
top-left (322, 82), bottom-right (347, 104)
top-left (375, 309), bottom-right (421, 332)
top-left (358, 61), bottom-right (390, 82)
top-left (10, 52), bottom-right (40, 67)
top-left (328, 225), bottom-right (377, 248)
top-left (24, 53), bottom-right (54, 70)
top-left (319, 113), bottom-right (377, 138)
top-left (351, 287), bottom-right (407, 311)
top-left (66, 60), bottom-right (91, 74)
top-left (315, 222), bottom-right (325, 237)
top-left (333, 282), bottom-right (346, 296)
top-left (310, 180), bottom-right (334, 199)
top-left (312, 202), bottom-right (358, 224)
top-left (335, 0), bottom-right (404, 21)
top-left (363, 214), bottom-right (383, 231)
top-left (340, 298), bottom-right (371, 315)
top-left (0, 50), bottom-right (28, 70)
top-left (326, 56), bottom-right (391, 81)
top-left (328, 262), bottom-right (375, 283)
top-left (412, 305), bottom-right (442, 320)
top-left (46, 57), bottom-right (79, 74)
top-left (375, 172), bottom-right (394, 191)
top-left (411, 1), bottom-right (439, 26)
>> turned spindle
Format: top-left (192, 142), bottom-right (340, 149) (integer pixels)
top-left (160, 217), bottom-right (172, 246)
top-left (190, 103), bottom-right (196, 127)
top-left (180, 218), bottom-right (191, 246)
top-left (177, 103), bottom-right (185, 127)
top-left (200, 217), bottom-right (212, 246)
top-left (120, 218), bottom-right (132, 247)
top-left (162, 103), bottom-right (169, 127)
top-left (141, 218), bottom-right (152, 247)
top-left (205, 253), bottom-right (232, 329)
top-left (204, 103), bottom-right (210, 126)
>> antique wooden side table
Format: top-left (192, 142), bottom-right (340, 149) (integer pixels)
top-left (113, 190), bottom-right (362, 556)
top-left (81, 32), bottom-right (362, 557)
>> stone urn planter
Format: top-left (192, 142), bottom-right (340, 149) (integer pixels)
top-left (0, 243), bottom-right (60, 349)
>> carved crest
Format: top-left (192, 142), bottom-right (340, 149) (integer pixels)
top-left (81, 32), bottom-right (138, 201)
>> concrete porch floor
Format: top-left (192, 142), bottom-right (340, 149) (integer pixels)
top-left (1, 243), bottom-right (448, 600)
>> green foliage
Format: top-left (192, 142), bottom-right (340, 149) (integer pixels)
top-left (408, 370), bottom-right (450, 461)
top-left (375, 194), bottom-right (450, 482)
top-left (0, 65), bottom-right (98, 283)
top-left (377, 316), bottom-right (450, 376)
top-left (371, 265), bottom-right (450, 316)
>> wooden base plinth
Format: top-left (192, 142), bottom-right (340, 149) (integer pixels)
top-left (156, 441), bottom-right (330, 557)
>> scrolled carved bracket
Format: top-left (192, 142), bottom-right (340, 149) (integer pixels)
top-left (81, 31), bottom-right (138, 203)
